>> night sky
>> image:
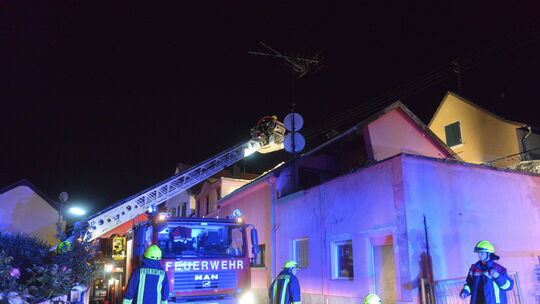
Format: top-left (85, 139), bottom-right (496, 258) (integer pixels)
top-left (2, 1), bottom-right (539, 214)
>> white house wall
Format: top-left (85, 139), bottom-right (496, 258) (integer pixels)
top-left (402, 155), bottom-right (540, 303)
top-left (273, 154), bottom-right (540, 304)
top-left (274, 159), bottom-right (410, 304)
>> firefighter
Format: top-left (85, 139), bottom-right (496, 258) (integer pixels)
top-left (459, 241), bottom-right (514, 303)
top-left (269, 260), bottom-right (301, 304)
top-left (123, 245), bottom-right (169, 304)
top-left (363, 294), bottom-right (382, 304)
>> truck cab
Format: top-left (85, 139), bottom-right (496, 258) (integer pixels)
top-left (133, 216), bottom-right (257, 304)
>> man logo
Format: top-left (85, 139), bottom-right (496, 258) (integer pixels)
top-left (194, 274), bottom-right (218, 280)
top-left (203, 281), bottom-right (211, 287)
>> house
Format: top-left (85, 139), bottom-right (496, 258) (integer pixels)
top-left (0, 179), bottom-right (62, 246)
top-left (273, 153), bottom-right (540, 304)
top-left (428, 91), bottom-right (540, 168)
top-left (194, 166), bottom-right (259, 218)
top-left (163, 163), bottom-right (197, 218)
top-left (203, 101), bottom-right (464, 303)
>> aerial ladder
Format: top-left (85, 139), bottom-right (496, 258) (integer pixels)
top-left (83, 117), bottom-right (285, 241)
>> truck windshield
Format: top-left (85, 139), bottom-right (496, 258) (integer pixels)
top-left (156, 221), bottom-right (245, 258)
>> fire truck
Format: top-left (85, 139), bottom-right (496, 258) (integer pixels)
top-left (83, 117), bottom-right (285, 304)
top-left (132, 212), bottom-right (258, 304)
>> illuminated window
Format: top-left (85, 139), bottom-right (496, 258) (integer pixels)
top-left (253, 244), bottom-right (265, 267)
top-left (444, 121), bottom-right (462, 147)
top-left (332, 240), bottom-right (354, 280)
top-left (293, 238), bottom-right (309, 268)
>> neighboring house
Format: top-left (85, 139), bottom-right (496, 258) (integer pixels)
top-left (203, 101), bottom-right (463, 303)
top-left (163, 163), bottom-right (197, 218)
top-left (195, 167), bottom-right (259, 218)
top-left (164, 163), bottom-right (257, 219)
top-left (0, 179), bottom-right (61, 246)
top-left (429, 91), bottom-right (540, 167)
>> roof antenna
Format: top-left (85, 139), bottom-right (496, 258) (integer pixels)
top-left (248, 42), bottom-right (322, 78)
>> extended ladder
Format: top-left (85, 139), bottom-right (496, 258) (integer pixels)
top-left (85, 120), bottom-right (285, 241)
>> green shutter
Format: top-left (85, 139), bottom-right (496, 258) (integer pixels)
top-left (445, 122), bottom-right (462, 147)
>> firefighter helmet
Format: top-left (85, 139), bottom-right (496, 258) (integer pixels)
top-left (144, 245), bottom-right (162, 260)
top-left (364, 294), bottom-right (382, 304)
top-left (57, 240), bottom-right (72, 254)
top-left (283, 260), bottom-right (298, 269)
top-left (474, 241), bottom-right (495, 253)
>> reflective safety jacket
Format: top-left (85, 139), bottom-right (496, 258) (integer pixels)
top-left (268, 269), bottom-right (301, 304)
top-left (123, 259), bottom-right (169, 304)
top-left (460, 260), bottom-right (514, 304)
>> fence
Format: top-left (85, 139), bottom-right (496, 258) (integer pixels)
top-left (420, 272), bottom-right (523, 304)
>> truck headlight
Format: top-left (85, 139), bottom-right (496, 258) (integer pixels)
top-left (239, 291), bottom-right (254, 304)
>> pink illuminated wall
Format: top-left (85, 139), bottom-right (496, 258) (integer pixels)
top-left (402, 155), bottom-right (540, 303)
top-left (364, 109), bottom-right (452, 161)
top-left (273, 154), bottom-right (540, 303)
top-left (205, 177), bottom-right (276, 299)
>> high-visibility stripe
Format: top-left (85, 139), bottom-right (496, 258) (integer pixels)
top-left (136, 268), bottom-right (167, 304)
top-left (157, 272), bottom-right (165, 304)
top-left (137, 271), bottom-right (147, 304)
top-left (280, 277), bottom-right (290, 304)
top-left (501, 279), bottom-right (511, 290)
top-left (272, 279), bottom-right (279, 304)
top-left (493, 281), bottom-right (500, 303)
top-left (123, 299), bottom-right (133, 304)
top-left (292, 302), bottom-right (301, 304)
top-left (272, 275), bottom-right (293, 304)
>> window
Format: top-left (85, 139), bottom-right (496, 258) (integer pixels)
top-left (181, 203), bottom-right (187, 217)
top-left (332, 240), bottom-right (354, 280)
top-left (444, 121), bottom-right (462, 147)
top-left (253, 244), bottom-right (265, 268)
top-left (156, 222), bottom-right (245, 258)
top-left (197, 200), bottom-right (203, 217)
top-left (293, 238), bottom-right (309, 268)
top-left (205, 197), bottom-right (209, 215)
top-left (170, 208), bottom-right (177, 217)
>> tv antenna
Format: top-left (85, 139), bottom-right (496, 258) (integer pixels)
top-left (248, 42), bottom-right (322, 78)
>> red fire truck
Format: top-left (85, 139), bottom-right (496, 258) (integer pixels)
top-left (81, 117), bottom-right (284, 304)
top-left (132, 213), bottom-right (259, 304)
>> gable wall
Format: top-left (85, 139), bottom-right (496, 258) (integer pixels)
top-left (365, 109), bottom-right (450, 162)
top-left (0, 185), bottom-right (60, 245)
top-left (429, 94), bottom-right (522, 166)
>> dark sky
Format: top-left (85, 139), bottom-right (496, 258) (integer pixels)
top-left (2, 1), bottom-right (539, 214)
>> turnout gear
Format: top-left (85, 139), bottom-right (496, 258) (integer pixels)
top-left (269, 267), bottom-right (301, 304)
top-left (364, 294), bottom-right (382, 304)
top-left (123, 248), bottom-right (169, 304)
top-left (460, 242), bottom-right (513, 304)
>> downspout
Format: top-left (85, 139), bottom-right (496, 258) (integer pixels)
top-left (266, 176), bottom-right (276, 280)
top-left (521, 125), bottom-right (532, 161)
